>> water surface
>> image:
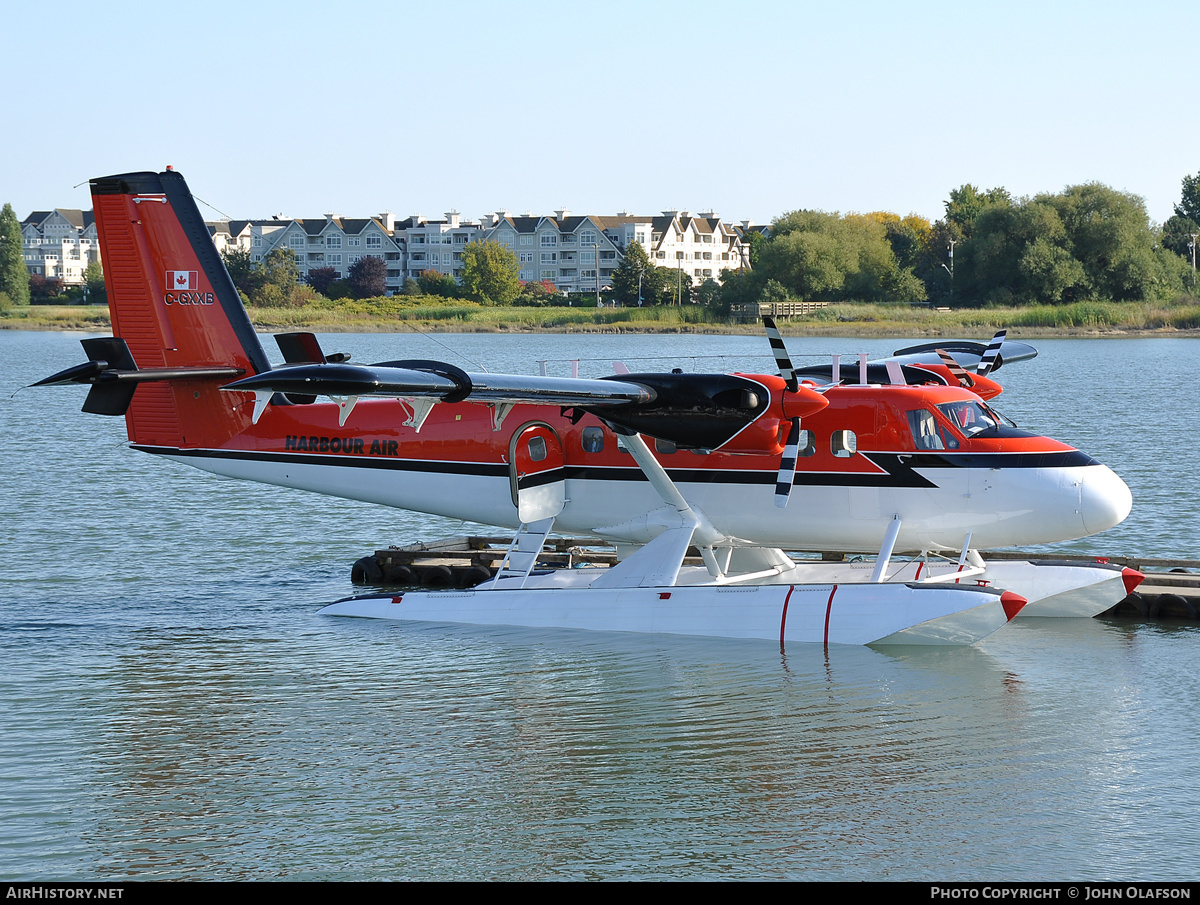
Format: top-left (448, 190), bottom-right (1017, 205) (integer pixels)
top-left (2, 330), bottom-right (1197, 881)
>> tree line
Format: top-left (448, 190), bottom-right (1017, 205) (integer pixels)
top-left (711, 178), bottom-right (1200, 312)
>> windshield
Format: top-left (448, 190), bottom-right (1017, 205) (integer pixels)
top-left (936, 400), bottom-right (1000, 437)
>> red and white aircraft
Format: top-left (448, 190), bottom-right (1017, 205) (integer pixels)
top-left (35, 170), bottom-right (1142, 645)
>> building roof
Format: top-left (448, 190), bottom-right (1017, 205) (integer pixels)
top-left (22, 209), bottom-right (93, 231)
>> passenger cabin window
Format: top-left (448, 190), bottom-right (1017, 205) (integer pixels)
top-left (527, 436), bottom-right (547, 462)
top-left (796, 428), bottom-right (816, 457)
top-left (831, 430), bottom-right (856, 458)
top-left (581, 427), bottom-right (605, 453)
top-left (907, 409), bottom-right (946, 450)
top-left (936, 401), bottom-right (998, 438)
top-left (655, 438), bottom-right (677, 455)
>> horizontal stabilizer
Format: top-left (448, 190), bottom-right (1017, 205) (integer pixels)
top-left (31, 336), bottom-right (243, 416)
top-left (275, 332), bottom-right (351, 365)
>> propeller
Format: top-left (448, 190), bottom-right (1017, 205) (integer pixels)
top-left (936, 348), bottom-right (975, 388)
top-left (763, 316), bottom-right (798, 393)
top-left (763, 317), bottom-right (807, 508)
top-left (775, 418), bottom-right (802, 508)
top-left (977, 330), bottom-right (1006, 377)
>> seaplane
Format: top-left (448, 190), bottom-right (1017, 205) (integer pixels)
top-left (32, 169), bottom-right (1142, 646)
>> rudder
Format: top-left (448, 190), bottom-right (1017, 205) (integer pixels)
top-left (90, 169), bottom-right (271, 449)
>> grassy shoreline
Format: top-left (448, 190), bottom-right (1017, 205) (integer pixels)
top-left (4, 301), bottom-right (1199, 338)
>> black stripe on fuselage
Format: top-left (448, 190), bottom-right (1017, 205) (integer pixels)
top-left (885, 450), bottom-right (1101, 469)
top-left (136, 445), bottom-right (1102, 489)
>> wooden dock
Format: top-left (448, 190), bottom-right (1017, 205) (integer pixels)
top-left (728, 301), bottom-right (830, 323)
top-left (350, 538), bottom-right (1200, 620)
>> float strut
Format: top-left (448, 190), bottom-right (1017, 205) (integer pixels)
top-left (871, 516), bottom-right (903, 583)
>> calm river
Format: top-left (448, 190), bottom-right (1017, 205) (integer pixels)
top-left (1, 329), bottom-right (1198, 881)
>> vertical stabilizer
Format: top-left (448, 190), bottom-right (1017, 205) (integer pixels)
top-left (90, 170), bottom-right (270, 449)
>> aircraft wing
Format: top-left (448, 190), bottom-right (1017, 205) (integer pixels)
top-left (887, 335), bottom-right (1037, 373)
top-left (221, 337), bottom-right (827, 452)
top-left (789, 332), bottom-right (1037, 387)
top-left (221, 362), bottom-right (657, 408)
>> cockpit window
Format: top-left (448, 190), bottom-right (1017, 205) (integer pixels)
top-left (936, 400), bottom-right (999, 438)
top-left (907, 409), bottom-right (945, 450)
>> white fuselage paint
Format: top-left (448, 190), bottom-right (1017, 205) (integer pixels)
top-left (162, 448), bottom-right (1131, 554)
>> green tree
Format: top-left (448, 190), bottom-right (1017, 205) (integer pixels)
top-left (1175, 172), bottom-right (1200, 222)
top-left (220, 248), bottom-right (264, 298)
top-left (609, 241), bottom-right (653, 305)
top-left (1163, 173), bottom-right (1200, 261)
top-left (913, 219), bottom-right (965, 304)
top-left (417, 269), bottom-right (460, 298)
top-left (243, 247), bottom-right (311, 307)
top-left (261, 247), bottom-right (300, 293)
top-left (948, 183), bottom-right (1172, 305)
top-left (713, 267), bottom-right (764, 313)
top-left (1161, 213), bottom-right (1198, 260)
top-left (744, 229), bottom-right (768, 267)
top-left (870, 212), bottom-right (932, 272)
top-left (695, 277), bottom-right (721, 309)
top-left (1047, 183), bottom-right (1162, 301)
top-left (0, 203), bottom-right (30, 306)
top-left (633, 264), bottom-right (683, 306)
top-left (83, 260), bottom-right (107, 306)
top-left (460, 240), bottom-right (520, 305)
top-left (758, 210), bottom-right (908, 302)
top-left (944, 184), bottom-right (1012, 236)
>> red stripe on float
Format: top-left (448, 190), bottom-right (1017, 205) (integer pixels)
top-left (823, 584), bottom-right (838, 646)
top-left (779, 585), bottom-right (794, 646)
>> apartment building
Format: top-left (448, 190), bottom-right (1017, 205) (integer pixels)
top-left (478, 210), bottom-right (621, 294)
top-left (395, 211), bottom-right (483, 283)
top-left (477, 208), bottom-right (752, 294)
top-left (21, 209), bottom-right (99, 285)
top-left (641, 211), bottom-right (751, 284)
top-left (22, 201), bottom-right (756, 298)
top-left (208, 214), bottom-right (407, 295)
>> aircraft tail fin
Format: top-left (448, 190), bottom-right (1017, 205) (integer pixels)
top-left (88, 169), bottom-right (272, 449)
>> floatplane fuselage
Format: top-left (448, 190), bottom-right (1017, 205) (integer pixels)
top-left (32, 169), bottom-right (1140, 645)
top-left (161, 380), bottom-right (1130, 556)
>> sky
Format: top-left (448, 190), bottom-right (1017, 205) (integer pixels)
top-left (4, 0), bottom-right (1198, 229)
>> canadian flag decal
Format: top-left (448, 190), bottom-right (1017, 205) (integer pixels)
top-left (166, 270), bottom-right (198, 290)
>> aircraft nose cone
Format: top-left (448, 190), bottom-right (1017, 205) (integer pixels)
top-left (1080, 465), bottom-right (1133, 535)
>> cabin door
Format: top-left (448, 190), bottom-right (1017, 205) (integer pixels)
top-left (508, 422), bottom-right (566, 523)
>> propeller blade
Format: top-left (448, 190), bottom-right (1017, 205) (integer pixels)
top-left (936, 348), bottom-right (975, 388)
top-left (774, 418), bottom-right (801, 508)
top-left (763, 316), bottom-right (798, 392)
top-left (977, 330), bottom-right (1006, 377)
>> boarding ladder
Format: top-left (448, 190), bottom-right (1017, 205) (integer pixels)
top-left (493, 517), bottom-right (556, 588)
